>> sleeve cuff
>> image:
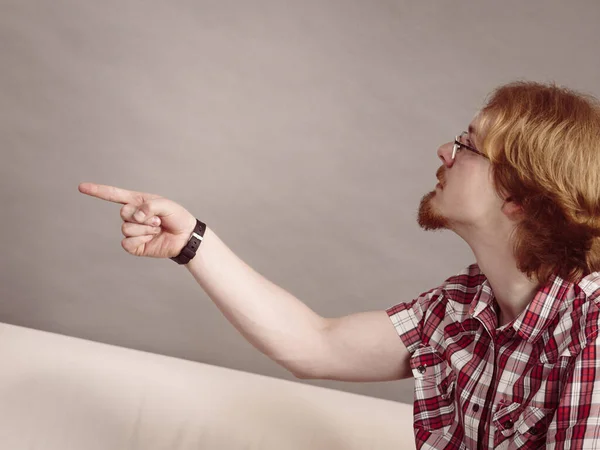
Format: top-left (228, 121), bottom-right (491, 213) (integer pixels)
top-left (386, 301), bottom-right (422, 355)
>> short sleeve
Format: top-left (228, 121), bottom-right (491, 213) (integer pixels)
top-left (386, 285), bottom-right (446, 355)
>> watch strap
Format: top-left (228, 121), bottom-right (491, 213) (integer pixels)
top-left (170, 219), bottom-right (206, 265)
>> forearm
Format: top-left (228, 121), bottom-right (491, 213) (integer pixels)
top-left (185, 226), bottom-right (328, 376)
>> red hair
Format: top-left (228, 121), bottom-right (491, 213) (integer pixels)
top-left (478, 81), bottom-right (600, 285)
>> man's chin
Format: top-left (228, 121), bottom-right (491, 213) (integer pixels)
top-left (417, 191), bottom-right (450, 230)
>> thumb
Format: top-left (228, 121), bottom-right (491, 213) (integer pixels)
top-left (132, 198), bottom-right (196, 235)
top-left (133, 198), bottom-right (172, 222)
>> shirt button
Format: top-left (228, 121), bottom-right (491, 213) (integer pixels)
top-left (472, 404), bottom-right (480, 412)
top-left (529, 426), bottom-right (538, 435)
top-left (504, 420), bottom-right (514, 429)
top-left (417, 365), bottom-right (427, 374)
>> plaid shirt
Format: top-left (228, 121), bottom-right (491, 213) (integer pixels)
top-left (386, 263), bottom-right (600, 450)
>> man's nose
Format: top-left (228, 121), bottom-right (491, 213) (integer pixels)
top-left (437, 142), bottom-right (455, 168)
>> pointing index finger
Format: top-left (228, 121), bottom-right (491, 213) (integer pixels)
top-left (78, 182), bottom-right (147, 205)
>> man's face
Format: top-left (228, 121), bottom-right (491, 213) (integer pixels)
top-left (417, 116), bottom-right (503, 233)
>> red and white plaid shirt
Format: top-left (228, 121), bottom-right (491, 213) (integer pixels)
top-left (386, 263), bottom-right (600, 450)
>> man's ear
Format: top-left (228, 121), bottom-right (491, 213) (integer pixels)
top-left (502, 197), bottom-right (523, 219)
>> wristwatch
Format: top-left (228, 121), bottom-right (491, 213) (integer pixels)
top-left (170, 219), bottom-right (206, 265)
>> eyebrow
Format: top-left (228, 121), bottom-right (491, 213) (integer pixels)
top-left (467, 124), bottom-right (480, 148)
top-left (468, 124), bottom-right (477, 138)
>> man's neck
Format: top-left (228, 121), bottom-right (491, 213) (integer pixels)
top-left (476, 251), bottom-right (541, 327)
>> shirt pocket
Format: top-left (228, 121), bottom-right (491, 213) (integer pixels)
top-left (493, 403), bottom-right (553, 448)
top-left (411, 346), bottom-right (456, 433)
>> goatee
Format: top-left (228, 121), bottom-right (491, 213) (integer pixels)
top-left (417, 190), bottom-right (450, 230)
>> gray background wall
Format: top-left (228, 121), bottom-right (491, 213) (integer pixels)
top-left (1, 0), bottom-right (599, 404)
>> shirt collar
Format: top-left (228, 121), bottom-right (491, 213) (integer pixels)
top-left (468, 270), bottom-right (593, 344)
top-left (511, 272), bottom-right (573, 343)
top-left (469, 277), bottom-right (498, 337)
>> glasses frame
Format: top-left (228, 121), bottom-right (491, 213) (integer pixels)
top-left (452, 131), bottom-right (488, 160)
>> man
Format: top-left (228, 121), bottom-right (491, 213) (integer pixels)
top-left (79, 81), bottom-right (600, 449)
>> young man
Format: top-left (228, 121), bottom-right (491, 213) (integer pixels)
top-left (79, 81), bottom-right (600, 449)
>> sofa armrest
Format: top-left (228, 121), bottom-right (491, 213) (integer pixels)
top-left (0, 322), bottom-right (415, 450)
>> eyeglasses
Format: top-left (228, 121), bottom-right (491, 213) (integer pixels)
top-left (452, 131), bottom-right (488, 160)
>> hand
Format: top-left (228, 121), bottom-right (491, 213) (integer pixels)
top-left (78, 182), bottom-right (198, 259)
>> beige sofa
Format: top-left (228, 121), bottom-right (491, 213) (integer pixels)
top-left (0, 323), bottom-right (415, 449)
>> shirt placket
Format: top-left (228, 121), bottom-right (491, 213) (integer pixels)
top-left (471, 303), bottom-right (501, 450)
top-left (487, 329), bottom-right (520, 448)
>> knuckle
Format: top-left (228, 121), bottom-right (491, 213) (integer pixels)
top-left (119, 205), bottom-right (129, 221)
top-left (122, 239), bottom-right (135, 255)
top-left (120, 204), bottom-right (136, 221)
